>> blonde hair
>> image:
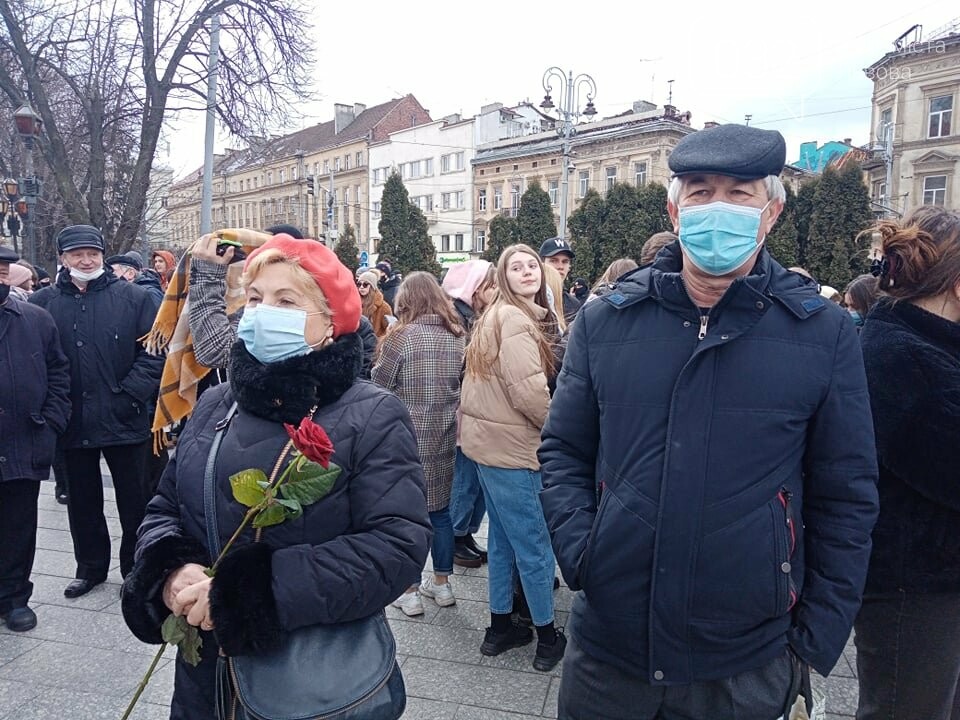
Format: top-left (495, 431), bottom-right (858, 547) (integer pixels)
top-left (542, 264), bottom-right (567, 333)
top-left (241, 248), bottom-right (331, 316)
top-left (465, 244), bottom-right (557, 379)
top-left (593, 258), bottom-right (639, 293)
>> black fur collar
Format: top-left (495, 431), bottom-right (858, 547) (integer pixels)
top-left (228, 333), bottom-right (363, 424)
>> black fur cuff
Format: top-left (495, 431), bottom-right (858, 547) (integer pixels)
top-left (121, 533), bottom-right (209, 644)
top-left (210, 542), bottom-right (282, 657)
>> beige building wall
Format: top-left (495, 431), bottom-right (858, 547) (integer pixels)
top-left (864, 32), bottom-right (960, 215)
top-left (472, 114), bottom-right (693, 251)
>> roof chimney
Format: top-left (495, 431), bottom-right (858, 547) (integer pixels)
top-left (334, 103), bottom-right (356, 134)
top-left (354, 103), bottom-right (367, 117)
top-left (632, 100), bottom-right (658, 114)
top-left (843, 137), bottom-right (852, 145)
top-left (703, 121), bottom-right (720, 130)
top-left (663, 104), bottom-right (677, 119)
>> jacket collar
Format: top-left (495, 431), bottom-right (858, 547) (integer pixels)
top-left (0, 294), bottom-right (23, 315)
top-left (869, 298), bottom-right (960, 354)
top-left (602, 241), bottom-right (827, 321)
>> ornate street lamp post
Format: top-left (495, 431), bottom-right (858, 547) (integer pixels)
top-left (13, 102), bottom-right (43, 265)
top-left (540, 68), bottom-right (597, 240)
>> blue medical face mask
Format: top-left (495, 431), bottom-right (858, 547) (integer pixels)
top-left (848, 309), bottom-right (864, 326)
top-left (678, 201), bottom-right (769, 276)
top-left (237, 304), bottom-right (327, 364)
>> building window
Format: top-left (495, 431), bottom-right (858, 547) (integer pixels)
top-left (372, 168), bottom-right (380, 185)
top-left (372, 201), bottom-right (381, 218)
top-left (441, 191), bottom-right (465, 210)
top-left (873, 180), bottom-right (886, 205)
top-left (923, 175), bottom-right (947, 206)
top-left (279, 169), bottom-right (285, 183)
top-left (475, 230), bottom-right (486, 252)
top-left (605, 167), bottom-right (617, 191)
top-left (455, 152), bottom-right (464, 170)
top-left (634, 162), bottom-right (648, 186)
top-left (551, 158), bottom-right (557, 165)
top-left (929, 95), bottom-right (953, 138)
top-left (323, 160), bottom-right (329, 174)
top-left (267, 171), bottom-right (273, 185)
top-left (343, 187), bottom-right (350, 204)
top-left (344, 154), bottom-right (351, 170)
top-left (579, 171), bottom-right (589, 198)
top-left (291, 167), bottom-right (297, 181)
top-left (510, 184), bottom-right (521, 212)
top-left (425, 158), bottom-right (434, 176)
top-left (441, 234), bottom-right (451, 252)
top-left (478, 189), bottom-right (487, 211)
top-left (455, 233), bottom-right (464, 251)
top-left (548, 180), bottom-right (558, 206)
top-left (334, 157), bottom-right (341, 171)
top-left (357, 151), bottom-right (364, 167)
top-left (494, 187), bottom-right (503, 210)
top-left (440, 152), bottom-right (464, 173)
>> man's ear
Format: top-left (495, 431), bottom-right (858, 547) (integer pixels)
top-left (762, 200), bottom-right (785, 236)
top-left (667, 201), bottom-right (680, 233)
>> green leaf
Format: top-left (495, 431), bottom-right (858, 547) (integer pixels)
top-left (253, 503), bottom-right (286, 528)
top-left (161, 613), bottom-right (186, 645)
top-left (179, 624), bottom-right (203, 667)
top-left (281, 461), bottom-right (341, 506)
top-left (256, 480), bottom-right (271, 491)
top-left (230, 469), bottom-right (268, 507)
top-left (277, 498), bottom-right (303, 520)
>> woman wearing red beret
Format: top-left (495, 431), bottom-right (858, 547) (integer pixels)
top-left (121, 235), bottom-right (431, 718)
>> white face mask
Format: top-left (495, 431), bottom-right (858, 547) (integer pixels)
top-left (69, 266), bottom-right (105, 282)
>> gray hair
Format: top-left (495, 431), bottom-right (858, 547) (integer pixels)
top-left (667, 175), bottom-right (786, 205)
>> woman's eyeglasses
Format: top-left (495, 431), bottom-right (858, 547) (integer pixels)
top-left (357, 282), bottom-right (371, 289)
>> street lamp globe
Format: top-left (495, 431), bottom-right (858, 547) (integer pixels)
top-left (13, 103), bottom-right (42, 142)
top-left (3, 178), bottom-right (18, 197)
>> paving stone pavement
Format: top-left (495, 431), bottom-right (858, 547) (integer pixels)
top-left (0, 480), bottom-right (860, 719)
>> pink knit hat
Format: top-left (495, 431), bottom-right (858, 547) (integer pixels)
top-left (442, 260), bottom-right (492, 309)
top-left (7, 263), bottom-right (33, 288)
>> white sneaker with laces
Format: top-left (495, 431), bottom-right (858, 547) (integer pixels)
top-left (391, 591), bottom-right (424, 617)
top-left (420, 578), bottom-right (456, 607)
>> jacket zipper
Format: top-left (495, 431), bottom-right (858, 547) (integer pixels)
top-left (698, 314), bottom-right (709, 340)
top-left (778, 489), bottom-right (798, 610)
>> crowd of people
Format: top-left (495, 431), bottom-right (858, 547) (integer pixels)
top-left (1, 122), bottom-right (958, 720)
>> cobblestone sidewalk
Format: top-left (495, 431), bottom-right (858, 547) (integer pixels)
top-left (0, 482), bottom-right (860, 719)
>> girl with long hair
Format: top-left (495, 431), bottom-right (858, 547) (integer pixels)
top-left (373, 272), bottom-right (466, 616)
top-left (856, 206), bottom-right (960, 720)
top-left (357, 269), bottom-right (392, 337)
top-left (460, 244), bottom-right (565, 672)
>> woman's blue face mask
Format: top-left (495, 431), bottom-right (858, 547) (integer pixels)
top-left (237, 304), bottom-right (326, 364)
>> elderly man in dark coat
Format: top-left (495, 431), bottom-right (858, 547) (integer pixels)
top-left (540, 124), bottom-right (879, 719)
top-left (0, 246), bottom-right (71, 631)
top-left (31, 225), bottom-right (164, 599)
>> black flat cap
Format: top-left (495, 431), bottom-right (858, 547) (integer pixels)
top-left (57, 224), bottom-right (105, 254)
top-left (669, 124), bottom-right (786, 180)
top-left (539, 237), bottom-right (575, 259)
top-left (106, 253), bottom-right (142, 272)
top-left (0, 246), bottom-right (19, 263)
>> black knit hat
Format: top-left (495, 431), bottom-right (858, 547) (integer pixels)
top-left (56, 225), bottom-right (105, 254)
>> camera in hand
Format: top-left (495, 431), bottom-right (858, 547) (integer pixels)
top-left (215, 240), bottom-right (246, 263)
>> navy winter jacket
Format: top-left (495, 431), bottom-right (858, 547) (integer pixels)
top-left (539, 245), bottom-right (879, 683)
top-left (30, 267), bottom-right (164, 449)
top-left (0, 296), bottom-right (71, 481)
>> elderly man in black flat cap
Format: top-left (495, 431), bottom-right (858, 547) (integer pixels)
top-left (30, 226), bottom-right (164, 599)
top-left (0, 246), bottom-right (71, 630)
top-left (540, 124), bottom-right (879, 719)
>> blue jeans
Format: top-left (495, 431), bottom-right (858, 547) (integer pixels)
top-left (429, 507), bottom-right (454, 576)
top-left (475, 463), bottom-right (555, 626)
top-left (450, 449), bottom-right (485, 537)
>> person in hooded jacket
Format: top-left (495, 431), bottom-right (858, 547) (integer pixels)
top-left (855, 207), bottom-right (960, 720)
top-left (540, 124), bottom-right (878, 719)
top-left (442, 259), bottom-right (496, 568)
top-left (121, 234), bottom-right (431, 719)
top-left (30, 225), bottom-right (165, 598)
top-left (151, 249), bottom-right (176, 291)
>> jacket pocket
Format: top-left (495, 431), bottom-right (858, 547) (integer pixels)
top-left (30, 413), bottom-right (56, 469)
top-left (111, 386), bottom-right (142, 427)
top-left (691, 493), bottom-right (792, 623)
top-left (777, 488), bottom-right (798, 614)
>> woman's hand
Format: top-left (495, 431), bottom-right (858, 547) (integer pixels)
top-left (193, 233), bottom-right (233, 265)
top-left (172, 577), bottom-right (215, 631)
top-left (162, 563), bottom-right (209, 612)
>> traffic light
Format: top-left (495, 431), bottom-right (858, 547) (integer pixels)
top-left (306, 175), bottom-right (315, 195)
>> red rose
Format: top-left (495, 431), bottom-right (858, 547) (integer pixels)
top-left (283, 418), bottom-right (335, 468)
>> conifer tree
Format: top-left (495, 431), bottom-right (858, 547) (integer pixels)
top-left (766, 183), bottom-right (799, 268)
top-left (334, 224), bottom-right (360, 275)
top-left (482, 215), bottom-right (520, 264)
top-left (378, 171), bottom-right (441, 276)
top-left (517, 180), bottom-right (557, 247)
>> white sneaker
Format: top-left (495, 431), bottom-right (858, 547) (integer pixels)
top-left (420, 578), bottom-right (456, 607)
top-left (391, 591), bottom-right (424, 616)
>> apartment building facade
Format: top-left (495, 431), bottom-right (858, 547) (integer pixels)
top-left (472, 103), bottom-right (695, 248)
top-left (164, 95), bottom-right (431, 248)
top-left (862, 25), bottom-right (960, 215)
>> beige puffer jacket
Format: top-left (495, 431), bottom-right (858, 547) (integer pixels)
top-left (460, 303), bottom-right (551, 470)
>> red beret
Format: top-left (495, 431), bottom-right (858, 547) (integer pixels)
top-left (244, 235), bottom-right (361, 337)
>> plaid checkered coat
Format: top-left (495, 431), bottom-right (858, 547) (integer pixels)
top-left (372, 315), bottom-right (465, 511)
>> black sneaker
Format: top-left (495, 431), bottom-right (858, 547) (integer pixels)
top-left (453, 537), bottom-right (482, 569)
top-left (55, 485), bottom-right (68, 505)
top-left (464, 534), bottom-right (488, 563)
top-left (533, 628), bottom-right (567, 671)
top-left (480, 622), bottom-right (533, 656)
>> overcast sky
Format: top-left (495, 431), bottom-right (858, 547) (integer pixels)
top-left (160, 0), bottom-right (960, 178)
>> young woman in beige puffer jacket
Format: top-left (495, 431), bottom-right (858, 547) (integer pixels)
top-left (460, 243), bottom-right (566, 673)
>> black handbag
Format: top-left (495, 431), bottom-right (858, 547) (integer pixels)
top-left (206, 403), bottom-right (406, 720)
